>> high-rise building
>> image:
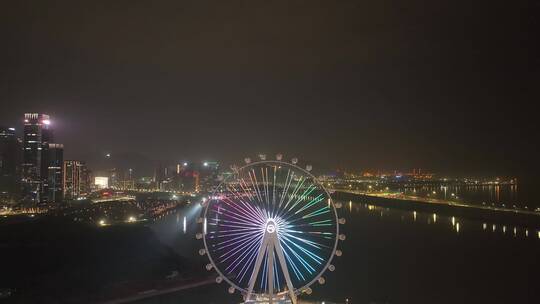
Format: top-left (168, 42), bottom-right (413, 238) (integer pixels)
top-left (108, 168), bottom-right (119, 188)
top-left (44, 143), bottom-right (63, 203)
top-left (21, 113), bottom-right (58, 203)
top-left (0, 126), bottom-right (21, 202)
top-left (63, 160), bottom-right (90, 199)
top-left (199, 161), bottom-right (220, 192)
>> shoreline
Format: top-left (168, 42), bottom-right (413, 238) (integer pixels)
top-left (333, 190), bottom-right (540, 228)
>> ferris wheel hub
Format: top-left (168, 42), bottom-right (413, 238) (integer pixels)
top-left (265, 219), bottom-right (277, 234)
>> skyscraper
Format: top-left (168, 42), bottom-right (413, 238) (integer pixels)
top-left (21, 113), bottom-right (57, 203)
top-left (199, 161), bottom-right (220, 192)
top-left (45, 143), bottom-right (63, 203)
top-left (63, 160), bottom-right (90, 199)
top-left (0, 126), bottom-right (21, 202)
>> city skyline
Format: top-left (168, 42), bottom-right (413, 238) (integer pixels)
top-left (2, 111), bottom-right (525, 181)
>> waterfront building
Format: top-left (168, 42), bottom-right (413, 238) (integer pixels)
top-left (108, 168), bottom-right (119, 188)
top-left (21, 113), bottom-right (53, 202)
top-left (0, 126), bottom-right (21, 202)
top-left (199, 161), bottom-right (219, 192)
top-left (63, 160), bottom-right (90, 199)
top-left (45, 143), bottom-right (63, 203)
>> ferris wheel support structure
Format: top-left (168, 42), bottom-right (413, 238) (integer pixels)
top-left (245, 219), bottom-right (297, 304)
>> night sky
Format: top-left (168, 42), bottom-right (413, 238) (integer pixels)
top-left (1, 1), bottom-right (538, 177)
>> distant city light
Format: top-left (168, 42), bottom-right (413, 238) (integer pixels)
top-left (203, 162), bottom-right (208, 167)
top-left (8, 127), bottom-right (15, 131)
top-left (105, 153), bottom-right (111, 158)
top-left (183, 162), bottom-right (188, 166)
top-left (42, 119), bottom-right (51, 125)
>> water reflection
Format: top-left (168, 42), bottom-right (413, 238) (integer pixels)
top-left (344, 200), bottom-right (539, 240)
top-left (183, 216), bottom-right (187, 233)
top-left (142, 198), bottom-right (540, 304)
top-left (394, 183), bottom-right (531, 209)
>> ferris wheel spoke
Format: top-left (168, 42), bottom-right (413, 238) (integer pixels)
top-left (262, 167), bottom-right (270, 210)
top-left (299, 206), bottom-right (331, 220)
top-left (217, 210), bottom-right (263, 229)
top-left (213, 226), bottom-right (261, 238)
top-left (216, 203), bottom-right (258, 224)
top-left (214, 207), bottom-right (263, 227)
top-left (279, 232), bottom-right (326, 250)
top-left (286, 184), bottom-right (317, 213)
top-left (282, 230), bottom-right (335, 243)
top-left (220, 197), bottom-right (264, 224)
top-left (293, 193), bottom-right (325, 215)
top-left (278, 183), bottom-right (317, 220)
top-left (216, 236), bottom-right (260, 254)
top-left (249, 169), bottom-right (264, 206)
top-left (237, 241), bottom-right (262, 281)
top-left (212, 214), bottom-right (262, 226)
top-left (211, 229), bottom-right (258, 241)
top-left (219, 233), bottom-right (262, 263)
top-left (226, 184), bottom-right (257, 211)
top-left (280, 237), bottom-right (317, 274)
top-left (281, 176), bottom-right (305, 213)
top-left (209, 219), bottom-right (261, 234)
top-left (277, 169), bottom-right (293, 209)
top-left (280, 235), bottom-right (324, 265)
top-left (239, 178), bottom-right (257, 201)
top-left (280, 241), bottom-right (308, 281)
top-left (305, 219), bottom-right (334, 227)
top-left (272, 166), bottom-right (277, 215)
top-left (228, 184), bottom-right (267, 220)
top-left (223, 234), bottom-right (263, 272)
top-left (210, 218), bottom-right (261, 230)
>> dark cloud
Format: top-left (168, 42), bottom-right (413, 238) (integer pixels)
top-left (1, 0), bottom-right (538, 176)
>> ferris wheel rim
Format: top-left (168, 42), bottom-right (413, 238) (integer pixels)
top-left (201, 159), bottom-right (340, 295)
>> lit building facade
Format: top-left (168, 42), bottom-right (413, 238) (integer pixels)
top-left (45, 143), bottom-right (63, 203)
top-left (199, 161), bottom-right (219, 192)
top-left (63, 160), bottom-right (90, 199)
top-left (0, 126), bottom-right (21, 202)
top-left (21, 113), bottom-right (64, 203)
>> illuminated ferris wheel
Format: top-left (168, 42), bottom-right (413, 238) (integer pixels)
top-left (196, 155), bottom-right (346, 303)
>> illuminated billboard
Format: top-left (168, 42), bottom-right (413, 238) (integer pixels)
top-left (94, 176), bottom-right (109, 189)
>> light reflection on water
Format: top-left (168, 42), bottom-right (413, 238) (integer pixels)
top-left (143, 199), bottom-right (540, 304)
top-left (341, 200), bottom-right (540, 240)
top-left (154, 198), bottom-right (540, 258)
top-left (153, 201), bottom-right (540, 263)
top-left (394, 183), bottom-right (536, 209)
